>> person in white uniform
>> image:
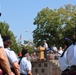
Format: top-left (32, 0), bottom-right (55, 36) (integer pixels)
top-left (65, 32), bottom-right (76, 75)
top-left (43, 40), bottom-right (48, 60)
top-left (59, 37), bottom-right (73, 75)
top-left (19, 47), bottom-right (32, 75)
top-left (0, 34), bottom-right (14, 75)
top-left (2, 35), bottom-right (20, 75)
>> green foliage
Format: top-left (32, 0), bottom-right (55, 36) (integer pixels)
top-left (24, 40), bottom-right (29, 44)
top-left (33, 4), bottom-right (76, 48)
top-left (24, 46), bottom-right (34, 53)
top-left (0, 22), bottom-right (20, 53)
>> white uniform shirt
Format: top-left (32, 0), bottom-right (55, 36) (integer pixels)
top-left (58, 51), bottom-right (69, 71)
top-left (44, 43), bottom-right (48, 50)
top-left (58, 50), bottom-right (63, 56)
top-left (0, 34), bottom-right (4, 47)
top-left (0, 34), bottom-right (18, 67)
top-left (66, 44), bottom-right (76, 66)
top-left (4, 48), bottom-right (18, 67)
top-left (20, 57), bottom-right (32, 74)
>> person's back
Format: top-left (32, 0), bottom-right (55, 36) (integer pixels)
top-left (19, 47), bottom-right (32, 75)
top-left (2, 35), bottom-right (20, 75)
top-left (58, 37), bottom-right (74, 75)
top-left (20, 57), bottom-right (31, 74)
top-left (0, 34), bottom-right (13, 75)
top-left (66, 44), bottom-right (76, 66)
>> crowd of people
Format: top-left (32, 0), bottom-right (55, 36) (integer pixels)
top-left (40, 33), bottom-right (76, 75)
top-left (0, 33), bottom-right (64, 75)
top-left (0, 34), bottom-right (32, 75)
top-left (1, 28), bottom-right (76, 75)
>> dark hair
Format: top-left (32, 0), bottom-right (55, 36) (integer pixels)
top-left (19, 47), bottom-right (28, 64)
top-left (21, 47), bottom-right (28, 56)
top-left (4, 40), bottom-right (12, 48)
top-left (61, 38), bottom-right (73, 57)
top-left (2, 35), bottom-right (11, 42)
top-left (64, 38), bottom-right (73, 47)
top-left (1, 35), bottom-right (12, 48)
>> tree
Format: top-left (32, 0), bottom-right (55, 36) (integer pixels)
top-left (33, 4), bottom-right (76, 48)
top-left (33, 7), bottom-right (63, 47)
top-left (24, 45), bottom-right (34, 53)
top-left (24, 40), bottom-right (29, 44)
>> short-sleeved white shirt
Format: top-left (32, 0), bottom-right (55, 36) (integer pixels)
top-left (44, 43), bottom-right (48, 50)
top-left (59, 44), bottom-right (76, 71)
top-left (0, 34), bottom-right (18, 67)
top-left (4, 48), bottom-right (18, 67)
top-left (58, 51), bottom-right (69, 71)
top-left (58, 50), bottom-right (63, 56)
top-left (66, 44), bottom-right (76, 66)
top-left (20, 57), bottom-right (32, 74)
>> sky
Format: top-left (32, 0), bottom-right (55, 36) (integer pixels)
top-left (0, 0), bottom-right (76, 43)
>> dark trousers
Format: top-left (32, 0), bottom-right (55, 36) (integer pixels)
top-left (44, 50), bottom-right (47, 60)
top-left (61, 72), bottom-right (76, 75)
top-left (62, 65), bottom-right (76, 75)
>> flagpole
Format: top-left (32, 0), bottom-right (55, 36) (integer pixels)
top-left (20, 33), bottom-right (22, 44)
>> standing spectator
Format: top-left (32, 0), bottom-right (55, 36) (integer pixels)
top-left (51, 45), bottom-right (57, 54)
top-left (48, 50), bottom-right (54, 60)
top-left (55, 46), bottom-right (66, 60)
top-left (19, 47), bottom-right (32, 75)
top-left (2, 35), bottom-right (20, 75)
top-left (58, 47), bottom-right (63, 56)
top-left (43, 40), bottom-right (48, 60)
top-left (30, 52), bottom-right (38, 61)
top-left (0, 34), bottom-right (13, 75)
top-left (58, 37), bottom-right (73, 75)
